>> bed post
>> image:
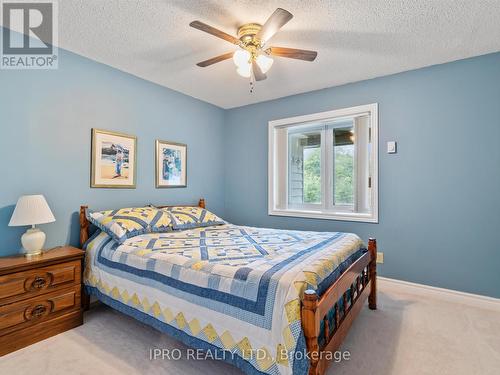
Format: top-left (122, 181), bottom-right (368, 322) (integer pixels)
top-left (368, 238), bottom-right (377, 310)
top-left (79, 205), bottom-right (90, 311)
top-left (198, 198), bottom-right (206, 208)
top-left (80, 205), bottom-right (89, 247)
top-left (302, 289), bottom-right (320, 375)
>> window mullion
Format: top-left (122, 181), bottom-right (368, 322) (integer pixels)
top-left (324, 127), bottom-right (333, 210)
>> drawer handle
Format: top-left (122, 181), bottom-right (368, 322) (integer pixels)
top-left (31, 304), bottom-right (47, 318)
top-left (32, 276), bottom-right (46, 289)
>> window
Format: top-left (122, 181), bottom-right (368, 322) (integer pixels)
top-left (268, 103), bottom-right (378, 222)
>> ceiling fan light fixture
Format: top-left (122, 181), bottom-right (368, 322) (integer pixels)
top-left (233, 49), bottom-right (251, 67)
top-left (191, 8), bottom-right (317, 85)
top-left (236, 64), bottom-right (251, 78)
top-left (256, 54), bottom-right (274, 74)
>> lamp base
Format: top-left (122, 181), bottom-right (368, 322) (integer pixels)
top-left (24, 249), bottom-right (43, 258)
top-left (21, 227), bottom-right (46, 257)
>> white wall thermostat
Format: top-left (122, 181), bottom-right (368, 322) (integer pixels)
top-left (387, 141), bottom-right (397, 154)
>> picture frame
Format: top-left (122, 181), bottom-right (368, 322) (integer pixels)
top-left (155, 139), bottom-right (187, 188)
top-left (91, 128), bottom-right (137, 188)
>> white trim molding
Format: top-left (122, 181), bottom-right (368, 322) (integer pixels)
top-left (378, 276), bottom-right (500, 312)
top-left (268, 103), bottom-right (379, 223)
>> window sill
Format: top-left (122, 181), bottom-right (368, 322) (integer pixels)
top-left (268, 208), bottom-right (378, 223)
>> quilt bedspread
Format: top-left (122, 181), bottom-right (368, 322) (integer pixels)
top-left (84, 224), bottom-right (365, 375)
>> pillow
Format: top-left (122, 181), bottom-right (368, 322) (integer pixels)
top-left (162, 206), bottom-right (225, 230)
top-left (86, 207), bottom-right (172, 243)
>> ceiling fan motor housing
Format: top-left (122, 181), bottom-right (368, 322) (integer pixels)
top-left (237, 23), bottom-right (262, 45)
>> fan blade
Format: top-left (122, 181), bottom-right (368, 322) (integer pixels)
top-left (190, 20), bottom-right (241, 46)
top-left (196, 52), bottom-right (234, 67)
top-left (252, 60), bottom-right (267, 81)
top-left (256, 8), bottom-right (293, 45)
top-left (266, 47), bottom-right (317, 61)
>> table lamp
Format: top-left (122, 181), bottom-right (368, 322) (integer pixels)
top-left (8, 195), bottom-right (56, 257)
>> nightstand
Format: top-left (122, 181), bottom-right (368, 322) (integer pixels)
top-left (0, 246), bottom-right (84, 356)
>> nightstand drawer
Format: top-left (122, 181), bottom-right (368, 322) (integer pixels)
top-left (0, 247), bottom-right (84, 356)
top-left (0, 285), bottom-right (81, 335)
top-left (0, 260), bottom-right (81, 305)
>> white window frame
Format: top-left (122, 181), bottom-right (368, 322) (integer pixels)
top-left (268, 103), bottom-right (379, 223)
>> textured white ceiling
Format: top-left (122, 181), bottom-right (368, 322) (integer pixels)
top-left (14, 1), bottom-right (500, 108)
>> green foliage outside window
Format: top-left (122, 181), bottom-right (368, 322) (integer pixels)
top-left (303, 148), bottom-right (321, 203)
top-left (303, 147), bottom-right (354, 204)
top-left (334, 146), bottom-right (354, 204)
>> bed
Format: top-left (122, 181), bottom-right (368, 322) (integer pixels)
top-left (79, 199), bottom-right (377, 375)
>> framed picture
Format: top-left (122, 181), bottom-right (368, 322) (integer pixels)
top-left (91, 129), bottom-right (137, 188)
top-left (155, 140), bottom-right (187, 188)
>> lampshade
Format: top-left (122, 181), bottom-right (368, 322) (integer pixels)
top-left (8, 195), bottom-right (56, 227)
top-left (233, 49), bottom-right (250, 67)
top-left (256, 54), bottom-right (273, 74)
top-left (236, 64), bottom-right (251, 78)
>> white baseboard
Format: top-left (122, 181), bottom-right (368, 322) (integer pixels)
top-left (378, 276), bottom-right (500, 312)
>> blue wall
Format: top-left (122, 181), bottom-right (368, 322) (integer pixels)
top-left (0, 47), bottom-right (225, 256)
top-left (1, 35), bottom-right (499, 298)
top-left (224, 53), bottom-right (500, 298)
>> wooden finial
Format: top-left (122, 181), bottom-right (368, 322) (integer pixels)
top-left (198, 198), bottom-right (206, 209)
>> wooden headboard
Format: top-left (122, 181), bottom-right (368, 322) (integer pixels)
top-left (79, 198), bottom-right (206, 248)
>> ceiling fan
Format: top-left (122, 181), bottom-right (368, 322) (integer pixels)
top-left (190, 8), bottom-right (318, 83)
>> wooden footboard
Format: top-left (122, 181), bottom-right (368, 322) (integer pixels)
top-left (302, 238), bottom-right (377, 375)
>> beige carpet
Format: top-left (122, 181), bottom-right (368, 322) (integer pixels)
top-left (2, 280), bottom-right (499, 375)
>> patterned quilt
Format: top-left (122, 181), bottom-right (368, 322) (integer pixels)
top-left (84, 224), bottom-right (365, 375)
